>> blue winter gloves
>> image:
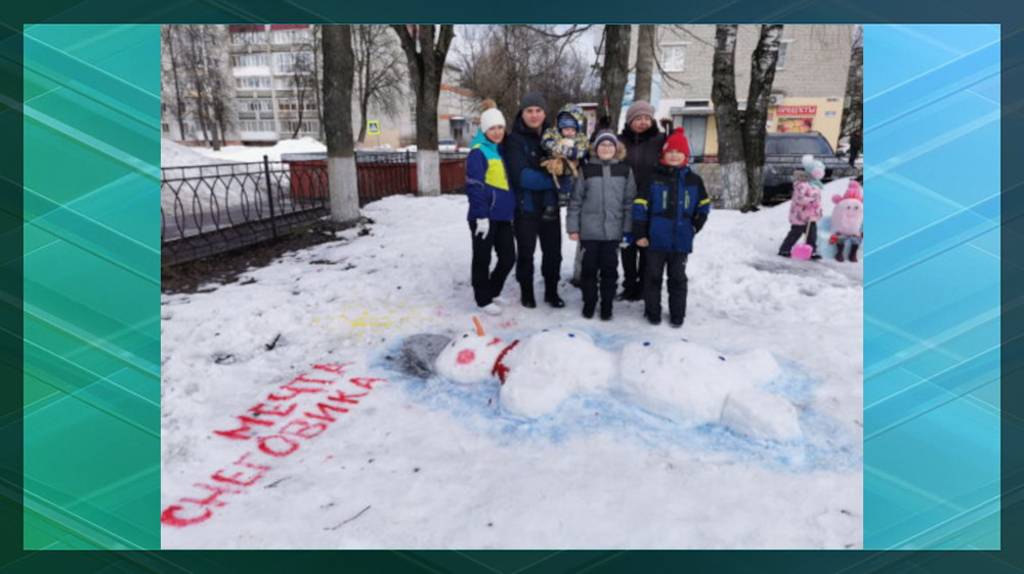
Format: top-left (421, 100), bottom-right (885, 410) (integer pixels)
top-left (620, 233), bottom-right (634, 248)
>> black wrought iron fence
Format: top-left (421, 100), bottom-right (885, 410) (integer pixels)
top-left (161, 156), bottom-right (328, 266)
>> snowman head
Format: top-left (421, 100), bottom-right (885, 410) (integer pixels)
top-left (434, 317), bottom-right (506, 384)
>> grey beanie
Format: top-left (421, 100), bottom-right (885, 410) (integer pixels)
top-left (625, 100), bottom-right (656, 127)
top-left (593, 130), bottom-right (619, 148)
top-left (519, 91), bottom-right (548, 113)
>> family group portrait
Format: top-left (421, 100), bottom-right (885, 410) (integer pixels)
top-left (159, 23), bottom-right (865, 549)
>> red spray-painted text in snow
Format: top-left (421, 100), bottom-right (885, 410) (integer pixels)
top-left (160, 363), bottom-right (385, 528)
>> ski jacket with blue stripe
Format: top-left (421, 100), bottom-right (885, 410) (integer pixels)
top-left (633, 164), bottom-right (711, 253)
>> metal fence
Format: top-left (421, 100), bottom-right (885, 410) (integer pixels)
top-left (356, 151), bottom-right (467, 205)
top-left (161, 157), bottom-right (329, 266)
top-left (161, 151), bottom-right (468, 267)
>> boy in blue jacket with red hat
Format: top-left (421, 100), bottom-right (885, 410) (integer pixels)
top-left (633, 127), bottom-right (711, 328)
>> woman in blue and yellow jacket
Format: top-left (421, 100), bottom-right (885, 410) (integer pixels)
top-left (465, 100), bottom-right (517, 315)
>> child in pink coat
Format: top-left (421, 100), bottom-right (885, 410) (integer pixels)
top-left (777, 154), bottom-right (824, 259)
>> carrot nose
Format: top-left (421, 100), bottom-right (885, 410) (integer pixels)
top-left (472, 316), bottom-right (485, 337)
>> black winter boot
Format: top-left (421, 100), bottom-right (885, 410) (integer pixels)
top-left (520, 284), bottom-right (537, 308)
top-left (600, 301), bottom-right (613, 321)
top-left (849, 243), bottom-right (859, 263)
top-left (544, 284), bottom-right (565, 308)
top-left (835, 241), bottom-right (845, 262)
top-left (582, 301), bottom-right (596, 319)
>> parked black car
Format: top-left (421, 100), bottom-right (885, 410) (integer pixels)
top-left (762, 132), bottom-right (858, 205)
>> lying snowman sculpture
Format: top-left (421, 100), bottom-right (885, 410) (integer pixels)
top-left (419, 317), bottom-right (803, 442)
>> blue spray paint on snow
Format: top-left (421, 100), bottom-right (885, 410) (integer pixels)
top-left (370, 332), bottom-right (859, 473)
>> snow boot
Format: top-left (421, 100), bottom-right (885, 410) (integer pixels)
top-left (835, 240), bottom-right (846, 262)
top-left (848, 243), bottom-right (859, 263)
top-left (646, 312), bottom-right (661, 326)
top-left (582, 301), bottom-right (596, 319)
top-left (521, 284), bottom-right (537, 308)
top-left (544, 284), bottom-right (565, 308)
top-left (481, 303), bottom-right (502, 316)
top-left (670, 316), bottom-right (684, 329)
top-left (600, 301), bottom-right (613, 321)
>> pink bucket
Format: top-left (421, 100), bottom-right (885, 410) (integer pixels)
top-left (791, 243), bottom-right (814, 261)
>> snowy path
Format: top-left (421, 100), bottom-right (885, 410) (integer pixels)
top-left (161, 180), bottom-right (863, 549)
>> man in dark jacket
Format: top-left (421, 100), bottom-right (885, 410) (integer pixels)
top-left (618, 100), bottom-right (666, 301)
top-left (502, 92), bottom-right (565, 308)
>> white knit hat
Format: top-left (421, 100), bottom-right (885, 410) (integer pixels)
top-left (480, 107), bottom-right (506, 132)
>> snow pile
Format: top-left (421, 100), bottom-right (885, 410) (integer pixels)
top-left (192, 137), bottom-right (327, 163)
top-left (501, 329), bottom-right (616, 418)
top-left (161, 138), bottom-right (234, 168)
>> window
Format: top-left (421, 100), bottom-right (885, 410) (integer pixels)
top-left (240, 99), bottom-right (271, 112)
top-left (162, 123), bottom-right (170, 133)
top-left (232, 53), bottom-right (269, 68)
top-left (235, 76), bottom-right (272, 89)
top-left (272, 28), bottom-right (310, 45)
top-left (777, 39), bottom-right (793, 70)
top-left (231, 31), bottom-right (263, 46)
top-left (273, 51), bottom-right (313, 74)
top-left (660, 43), bottom-right (687, 72)
top-left (238, 119), bottom-right (276, 132)
top-left (286, 120), bottom-right (317, 134)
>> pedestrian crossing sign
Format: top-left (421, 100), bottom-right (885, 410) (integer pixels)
top-left (367, 120), bottom-right (381, 135)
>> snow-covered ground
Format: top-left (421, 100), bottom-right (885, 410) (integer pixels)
top-left (161, 179), bottom-right (863, 549)
top-left (179, 137), bottom-right (327, 164)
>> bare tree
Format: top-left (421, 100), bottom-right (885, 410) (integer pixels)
top-left (353, 26), bottom-right (404, 143)
top-left (178, 25), bottom-right (216, 147)
top-left (711, 25), bottom-right (749, 210)
top-left (322, 25), bottom-right (360, 224)
top-left (457, 25), bottom-right (596, 123)
top-left (205, 27), bottom-right (234, 147)
top-left (161, 26), bottom-right (187, 141)
top-left (741, 24), bottom-right (784, 211)
top-left (839, 25), bottom-right (863, 168)
top-left (634, 25), bottom-right (656, 103)
top-left (599, 25), bottom-right (631, 129)
top-left (311, 26), bottom-right (325, 141)
top-left (390, 25), bottom-right (455, 197)
top-left (287, 47), bottom-right (316, 139)
top-left (174, 25), bottom-right (236, 150)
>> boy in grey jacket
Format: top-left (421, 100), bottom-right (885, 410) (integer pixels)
top-left (566, 131), bottom-right (636, 320)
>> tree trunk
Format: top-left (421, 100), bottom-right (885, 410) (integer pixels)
top-left (634, 25), bottom-right (656, 104)
top-left (741, 24), bottom-right (783, 211)
top-left (322, 25), bottom-right (361, 224)
top-left (711, 25), bottom-right (748, 210)
top-left (392, 25), bottom-right (455, 197)
top-left (600, 25), bottom-right (631, 130)
top-left (312, 26), bottom-right (325, 141)
top-left (840, 26), bottom-right (863, 168)
top-left (357, 94), bottom-right (370, 143)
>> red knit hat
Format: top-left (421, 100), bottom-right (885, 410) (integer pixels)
top-left (661, 127), bottom-right (691, 165)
